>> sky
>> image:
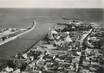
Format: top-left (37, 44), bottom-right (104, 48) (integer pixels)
top-left (0, 0), bottom-right (103, 8)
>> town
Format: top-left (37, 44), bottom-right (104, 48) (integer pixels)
top-left (0, 19), bottom-right (104, 73)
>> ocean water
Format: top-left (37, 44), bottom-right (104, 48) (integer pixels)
top-left (0, 8), bottom-right (103, 29)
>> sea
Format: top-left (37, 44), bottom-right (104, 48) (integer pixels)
top-left (0, 8), bottom-right (103, 29)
